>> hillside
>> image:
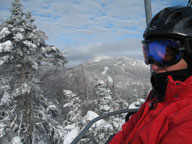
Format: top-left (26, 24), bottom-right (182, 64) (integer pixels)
top-left (71, 56), bottom-right (151, 102)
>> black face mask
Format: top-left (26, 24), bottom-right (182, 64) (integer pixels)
top-left (151, 69), bottom-right (189, 101)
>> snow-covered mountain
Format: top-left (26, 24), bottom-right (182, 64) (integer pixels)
top-left (84, 56), bottom-right (149, 79)
top-left (40, 56), bottom-right (151, 111)
top-left (60, 56), bottom-right (151, 143)
top-left (28, 56), bottom-right (152, 143)
top-left (74, 56), bottom-right (151, 102)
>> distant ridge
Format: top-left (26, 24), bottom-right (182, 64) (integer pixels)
top-left (76, 56), bottom-right (151, 102)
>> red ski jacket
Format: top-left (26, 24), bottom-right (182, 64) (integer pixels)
top-left (109, 75), bottom-right (192, 144)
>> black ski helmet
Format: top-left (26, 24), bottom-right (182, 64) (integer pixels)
top-left (143, 6), bottom-right (192, 75)
top-left (143, 6), bottom-right (192, 39)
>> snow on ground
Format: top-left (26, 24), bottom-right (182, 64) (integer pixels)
top-left (114, 61), bottom-right (125, 71)
top-left (121, 64), bottom-right (125, 71)
top-left (63, 127), bottom-right (80, 144)
top-left (83, 111), bottom-right (105, 126)
top-left (84, 111), bottom-right (99, 121)
top-left (129, 102), bottom-right (140, 109)
top-left (83, 111), bottom-right (110, 127)
top-left (83, 111), bottom-right (113, 131)
top-left (107, 76), bottom-right (113, 85)
top-left (132, 61), bottom-right (136, 66)
top-left (101, 66), bottom-right (109, 75)
top-left (64, 111), bottom-right (114, 144)
top-left (11, 136), bottom-right (23, 144)
top-left (129, 99), bottom-right (145, 109)
top-left (114, 61), bottom-right (122, 66)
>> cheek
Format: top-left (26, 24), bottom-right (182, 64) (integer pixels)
top-left (165, 59), bottom-right (188, 71)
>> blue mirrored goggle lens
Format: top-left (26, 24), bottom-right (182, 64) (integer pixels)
top-left (142, 40), bottom-right (183, 66)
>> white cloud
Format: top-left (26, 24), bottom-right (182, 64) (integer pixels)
top-left (64, 38), bottom-right (143, 66)
top-left (0, 0), bottom-right (187, 67)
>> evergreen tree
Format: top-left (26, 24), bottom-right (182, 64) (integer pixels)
top-left (63, 90), bottom-right (83, 143)
top-left (61, 80), bottom-right (129, 143)
top-left (94, 80), bottom-right (115, 114)
top-left (86, 80), bottom-right (128, 144)
top-left (0, 0), bottom-right (67, 143)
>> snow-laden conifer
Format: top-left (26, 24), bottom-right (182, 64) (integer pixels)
top-left (77, 79), bottom-right (128, 144)
top-left (63, 90), bottom-right (83, 144)
top-left (61, 79), bottom-right (128, 143)
top-left (0, 0), bottom-right (67, 143)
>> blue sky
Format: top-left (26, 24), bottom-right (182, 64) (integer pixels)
top-left (0, 0), bottom-right (187, 67)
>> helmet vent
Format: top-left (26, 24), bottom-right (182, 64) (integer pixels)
top-left (164, 11), bottom-right (182, 25)
top-left (169, 11), bottom-right (182, 21)
top-left (157, 8), bottom-right (168, 18)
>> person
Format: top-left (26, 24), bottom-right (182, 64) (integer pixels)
top-left (108, 5), bottom-right (192, 144)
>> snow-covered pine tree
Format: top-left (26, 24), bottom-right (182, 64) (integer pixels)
top-left (0, 0), bottom-right (67, 143)
top-left (63, 90), bottom-right (83, 143)
top-left (94, 80), bottom-right (114, 113)
top-left (87, 80), bottom-right (128, 144)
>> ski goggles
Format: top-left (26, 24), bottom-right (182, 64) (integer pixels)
top-left (142, 39), bottom-right (185, 66)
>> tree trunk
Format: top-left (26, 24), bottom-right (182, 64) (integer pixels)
top-left (23, 64), bottom-right (34, 144)
top-left (81, 66), bottom-right (89, 112)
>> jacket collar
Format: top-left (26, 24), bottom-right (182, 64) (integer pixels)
top-left (164, 75), bottom-right (192, 102)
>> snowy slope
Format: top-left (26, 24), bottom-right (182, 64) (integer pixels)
top-left (80, 56), bottom-right (151, 102)
top-left (39, 56), bottom-right (151, 117)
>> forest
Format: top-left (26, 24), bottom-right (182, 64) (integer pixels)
top-left (0, 0), bottom-right (150, 143)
